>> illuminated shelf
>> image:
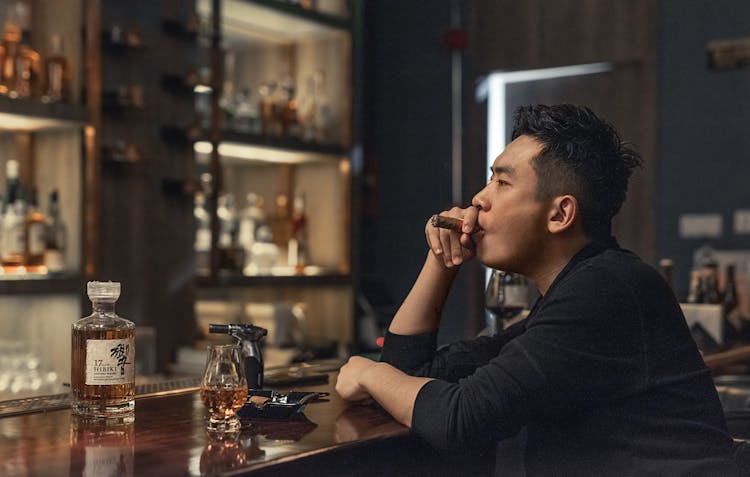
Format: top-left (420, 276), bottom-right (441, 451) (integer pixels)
top-left (0, 97), bottom-right (89, 131)
top-left (197, 0), bottom-right (350, 45)
top-left (195, 131), bottom-right (348, 165)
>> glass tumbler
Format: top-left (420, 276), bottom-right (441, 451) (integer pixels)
top-left (199, 344), bottom-right (248, 432)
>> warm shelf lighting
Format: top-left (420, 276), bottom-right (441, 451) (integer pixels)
top-left (194, 140), bottom-right (344, 165)
top-left (0, 112), bottom-right (82, 131)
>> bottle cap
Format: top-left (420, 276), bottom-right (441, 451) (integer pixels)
top-left (87, 281), bottom-right (121, 301)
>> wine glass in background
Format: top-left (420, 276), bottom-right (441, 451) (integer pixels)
top-left (200, 344), bottom-right (248, 432)
top-left (484, 269), bottom-right (529, 335)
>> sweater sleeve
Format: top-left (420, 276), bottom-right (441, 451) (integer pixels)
top-left (409, 264), bottom-right (645, 450)
top-left (380, 319), bottom-right (527, 382)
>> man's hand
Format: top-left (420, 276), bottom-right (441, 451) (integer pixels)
top-left (336, 356), bottom-right (379, 402)
top-left (425, 205), bottom-right (479, 268)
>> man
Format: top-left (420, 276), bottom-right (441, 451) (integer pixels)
top-left (336, 104), bottom-right (740, 475)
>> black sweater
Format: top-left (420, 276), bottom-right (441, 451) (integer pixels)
top-left (381, 239), bottom-right (740, 476)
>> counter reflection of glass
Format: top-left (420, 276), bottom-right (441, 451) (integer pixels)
top-left (485, 269), bottom-right (528, 335)
top-left (199, 344), bottom-right (248, 432)
top-left (69, 416), bottom-right (134, 477)
top-left (199, 429), bottom-right (249, 475)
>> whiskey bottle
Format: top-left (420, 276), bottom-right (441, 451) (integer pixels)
top-left (8, 1), bottom-right (40, 99)
top-left (43, 189), bottom-right (66, 274)
top-left (23, 187), bottom-right (45, 273)
top-left (42, 34), bottom-right (69, 103)
top-left (71, 281), bottom-right (135, 420)
top-left (1, 159), bottom-right (26, 273)
top-left (0, 2), bottom-right (22, 96)
top-left (287, 192), bottom-right (308, 274)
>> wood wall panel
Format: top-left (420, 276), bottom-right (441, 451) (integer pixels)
top-left (465, 0), bottom-right (658, 262)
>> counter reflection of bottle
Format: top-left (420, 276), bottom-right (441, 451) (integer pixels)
top-left (42, 34), bottom-right (69, 103)
top-left (1, 159), bottom-right (26, 273)
top-left (44, 189), bottom-right (66, 274)
top-left (71, 281), bottom-right (135, 420)
top-left (69, 415), bottom-right (134, 477)
top-left (288, 193), bottom-right (308, 275)
top-left (24, 187), bottom-right (45, 273)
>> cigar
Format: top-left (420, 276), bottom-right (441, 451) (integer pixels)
top-left (430, 214), bottom-right (480, 234)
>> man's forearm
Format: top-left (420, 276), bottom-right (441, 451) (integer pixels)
top-left (360, 361), bottom-right (433, 428)
top-left (388, 252), bottom-right (459, 335)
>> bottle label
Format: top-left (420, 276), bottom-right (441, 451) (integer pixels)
top-left (85, 338), bottom-right (135, 385)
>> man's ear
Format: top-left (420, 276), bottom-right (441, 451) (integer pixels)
top-left (547, 195), bottom-right (578, 234)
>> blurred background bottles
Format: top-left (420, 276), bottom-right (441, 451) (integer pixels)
top-left (0, 159), bottom-right (68, 275)
top-left (288, 192), bottom-right (308, 274)
top-left (1, 159), bottom-right (26, 273)
top-left (0, 1), bottom-right (69, 102)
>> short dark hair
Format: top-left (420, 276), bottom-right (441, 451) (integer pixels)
top-left (511, 104), bottom-right (642, 239)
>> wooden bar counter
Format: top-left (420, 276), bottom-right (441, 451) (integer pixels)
top-left (0, 373), bottom-right (495, 476)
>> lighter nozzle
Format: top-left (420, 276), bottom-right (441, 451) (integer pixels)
top-left (208, 324), bottom-right (230, 334)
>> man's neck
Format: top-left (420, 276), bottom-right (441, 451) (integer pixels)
top-left (529, 235), bottom-right (592, 295)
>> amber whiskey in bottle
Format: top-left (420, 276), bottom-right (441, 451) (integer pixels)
top-left (42, 34), bottom-right (69, 103)
top-left (24, 187), bottom-right (45, 273)
top-left (71, 281), bottom-right (135, 420)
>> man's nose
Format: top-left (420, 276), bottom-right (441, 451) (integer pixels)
top-left (471, 189), bottom-right (488, 211)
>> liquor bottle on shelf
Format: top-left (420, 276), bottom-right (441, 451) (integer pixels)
top-left (0, 2), bottom-right (22, 96)
top-left (43, 189), bottom-right (66, 275)
top-left (220, 52), bottom-right (237, 128)
top-left (232, 88), bottom-right (260, 134)
top-left (161, 118), bottom-right (201, 144)
top-left (217, 193), bottom-right (241, 271)
top-left (194, 191), bottom-right (211, 276)
top-left (722, 264), bottom-right (740, 345)
top-left (238, 193), bottom-right (265, 272)
top-left (71, 281), bottom-right (135, 420)
top-left (298, 75), bottom-right (316, 142)
top-left (1, 159), bottom-right (26, 274)
top-left (161, 68), bottom-right (200, 96)
top-left (287, 192), bottom-right (308, 275)
top-left (8, 0), bottom-right (40, 99)
top-left (258, 80), bottom-right (277, 137)
top-left (42, 34), bottom-right (69, 103)
top-left (248, 225), bottom-right (279, 275)
top-left (312, 69), bottom-right (331, 143)
top-left (23, 187), bottom-right (45, 273)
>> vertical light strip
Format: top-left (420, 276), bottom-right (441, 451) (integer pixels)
top-left (480, 62), bottom-right (613, 284)
top-left (484, 62), bottom-right (612, 182)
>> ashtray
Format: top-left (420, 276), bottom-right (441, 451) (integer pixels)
top-left (237, 390), bottom-right (329, 421)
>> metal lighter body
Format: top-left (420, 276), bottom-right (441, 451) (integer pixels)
top-left (208, 323), bottom-right (267, 389)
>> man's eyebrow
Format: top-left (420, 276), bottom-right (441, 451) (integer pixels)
top-left (490, 165), bottom-right (516, 177)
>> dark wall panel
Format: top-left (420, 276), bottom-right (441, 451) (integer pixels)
top-left (659, 0), bottom-right (750, 297)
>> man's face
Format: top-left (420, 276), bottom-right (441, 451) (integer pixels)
top-left (471, 135), bottom-right (551, 273)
